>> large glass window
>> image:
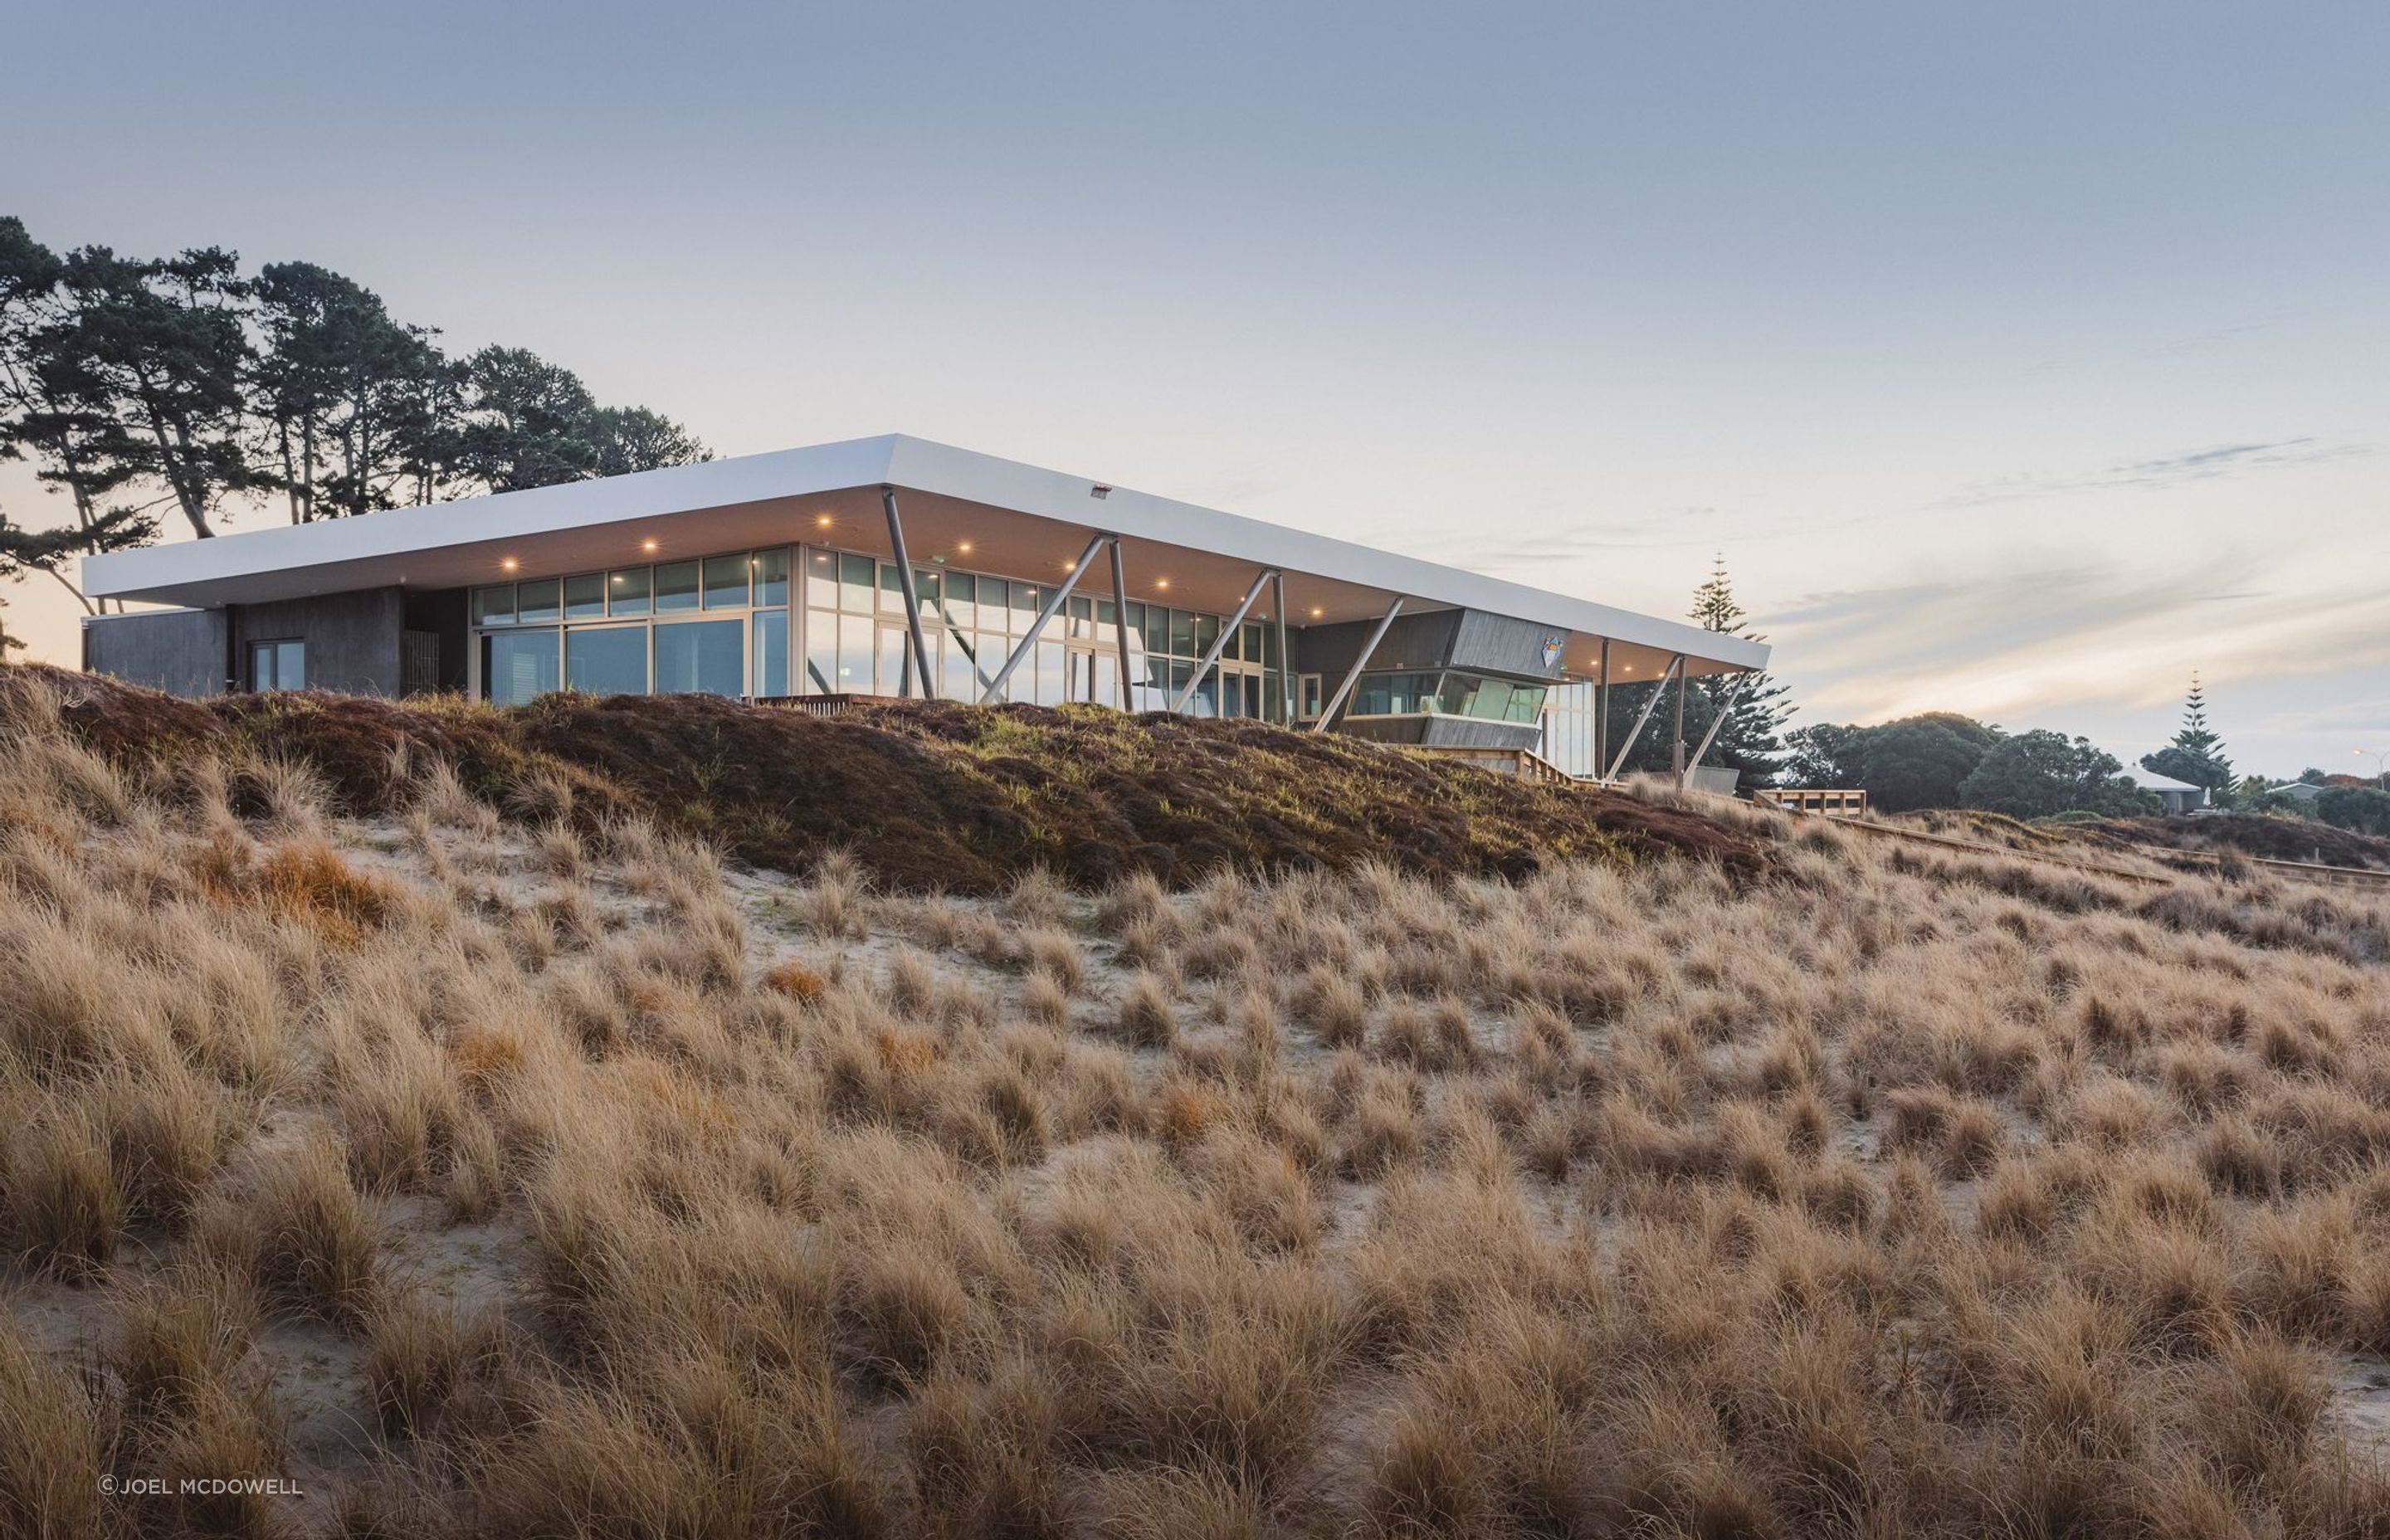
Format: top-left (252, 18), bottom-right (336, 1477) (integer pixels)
top-left (655, 560), bottom-right (701, 612)
top-left (1035, 640), bottom-right (1066, 706)
top-left (807, 550), bottom-right (841, 609)
top-left (483, 629), bottom-right (559, 705)
top-left (805, 612), bottom-right (838, 693)
top-left (1539, 681), bottom-right (1599, 777)
top-left (1352, 671), bottom-right (1438, 716)
top-left (566, 626), bottom-right (648, 695)
top-left (840, 553), bottom-right (874, 613)
top-left (752, 610), bottom-right (788, 697)
top-left (836, 613), bottom-right (874, 692)
top-left (653, 619), bottom-right (743, 696)
top-left (517, 578), bottom-right (562, 624)
top-left (702, 553), bottom-right (749, 609)
top-left (564, 573), bottom-right (607, 620)
top-left (877, 625), bottom-right (921, 697)
top-left (471, 585), bottom-right (515, 626)
top-left (1342, 670), bottom-right (1553, 722)
top-left (753, 548), bottom-right (789, 607)
top-left (609, 568), bottom-right (651, 616)
top-left (942, 633), bottom-right (978, 701)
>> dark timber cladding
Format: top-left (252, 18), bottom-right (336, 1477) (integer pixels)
top-left (232, 586), bottom-right (409, 696)
top-left (74, 435), bottom-right (1767, 779)
top-left (82, 607), bottom-right (230, 699)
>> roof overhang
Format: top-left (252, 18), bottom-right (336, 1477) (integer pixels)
top-left (82, 434), bottom-right (1767, 680)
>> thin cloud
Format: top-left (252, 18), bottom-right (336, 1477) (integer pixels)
top-left (2027, 314), bottom-right (2284, 374)
top-left (1407, 433), bottom-right (2372, 568)
top-left (1776, 555), bottom-right (2390, 727)
top-left (1939, 437), bottom-right (2372, 509)
top-left (2248, 697), bottom-right (2390, 737)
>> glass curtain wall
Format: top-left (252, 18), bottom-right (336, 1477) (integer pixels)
top-left (797, 544), bottom-right (1278, 714)
top-left (473, 539), bottom-right (1282, 717)
top-left (471, 545), bottom-right (791, 705)
top-left (1345, 670), bottom-right (1551, 724)
top-left (1540, 680), bottom-right (1601, 777)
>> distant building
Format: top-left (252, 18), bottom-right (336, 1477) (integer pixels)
top-left (2276, 782), bottom-right (2329, 806)
top-left (2133, 769), bottom-right (2210, 816)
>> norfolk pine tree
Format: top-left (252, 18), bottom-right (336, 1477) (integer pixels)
top-left (2139, 673), bottom-right (2236, 803)
top-left (1685, 554), bottom-right (1792, 785)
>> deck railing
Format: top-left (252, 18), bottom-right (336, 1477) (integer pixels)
top-left (1753, 787), bottom-right (1870, 816)
top-left (1405, 744), bottom-right (1577, 787)
top-left (754, 694), bottom-right (905, 718)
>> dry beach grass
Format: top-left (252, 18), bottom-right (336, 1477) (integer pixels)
top-left (4, 670), bottom-right (2390, 1536)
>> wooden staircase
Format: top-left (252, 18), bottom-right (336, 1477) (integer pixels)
top-left (1405, 744), bottom-right (1578, 787)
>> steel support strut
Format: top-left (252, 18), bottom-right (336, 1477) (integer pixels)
top-left (1312, 596), bottom-right (1406, 733)
top-left (1671, 660), bottom-right (1689, 782)
top-left (1169, 568), bottom-right (1276, 714)
top-left (1595, 638), bottom-right (1611, 779)
top-left (1680, 672), bottom-right (1749, 787)
top-left (1271, 573), bottom-right (1291, 728)
top-left (1602, 652), bottom-right (1685, 781)
top-left (1107, 537), bottom-right (1134, 710)
top-left (978, 532), bottom-right (1110, 704)
top-left (880, 487), bottom-right (935, 699)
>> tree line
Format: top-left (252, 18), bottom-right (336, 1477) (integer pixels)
top-left (0, 215), bottom-right (708, 643)
top-left (1785, 678), bottom-right (2390, 834)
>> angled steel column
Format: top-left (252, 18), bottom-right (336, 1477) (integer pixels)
top-left (1671, 660), bottom-right (1689, 783)
top-left (1682, 672), bottom-right (1748, 783)
top-left (1311, 596), bottom-right (1405, 733)
top-left (978, 532), bottom-right (1110, 704)
top-left (1595, 638), bottom-right (1611, 780)
top-left (1603, 652), bottom-right (1684, 781)
top-left (1271, 573), bottom-right (1291, 728)
top-left (1169, 568), bottom-right (1276, 714)
top-left (1107, 536), bottom-right (1134, 711)
top-left (880, 486), bottom-right (935, 699)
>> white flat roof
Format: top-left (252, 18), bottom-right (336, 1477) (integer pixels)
top-left (82, 433), bottom-right (1765, 677)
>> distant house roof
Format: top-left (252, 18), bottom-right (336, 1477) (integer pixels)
top-left (2131, 770), bottom-right (2208, 795)
top-left (2276, 782), bottom-right (2329, 800)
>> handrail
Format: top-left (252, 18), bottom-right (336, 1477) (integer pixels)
top-left (1405, 743), bottom-right (1573, 787)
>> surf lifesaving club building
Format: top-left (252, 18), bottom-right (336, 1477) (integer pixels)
top-left (79, 435), bottom-right (1768, 782)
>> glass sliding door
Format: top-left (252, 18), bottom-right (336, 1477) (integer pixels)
top-left (752, 610), bottom-right (788, 698)
top-left (653, 619), bottom-right (744, 697)
top-left (483, 629), bottom-right (560, 705)
top-left (835, 614), bottom-right (874, 693)
top-left (566, 626), bottom-right (649, 695)
top-left (941, 632), bottom-right (978, 702)
top-left (877, 624), bottom-right (926, 698)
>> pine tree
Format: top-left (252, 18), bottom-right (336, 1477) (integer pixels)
top-left (2174, 675), bottom-right (2227, 763)
top-left (1685, 554), bottom-right (1792, 785)
top-left (2140, 673), bottom-right (2235, 802)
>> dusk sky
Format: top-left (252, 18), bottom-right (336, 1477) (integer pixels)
top-left (7, 1), bottom-right (2387, 775)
